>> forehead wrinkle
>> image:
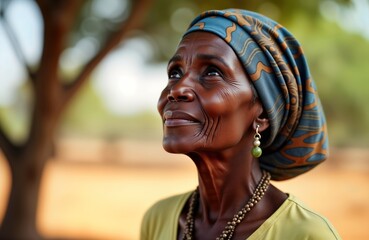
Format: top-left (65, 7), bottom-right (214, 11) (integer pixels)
top-left (168, 54), bottom-right (182, 68)
top-left (168, 52), bottom-right (194, 68)
top-left (196, 53), bottom-right (230, 69)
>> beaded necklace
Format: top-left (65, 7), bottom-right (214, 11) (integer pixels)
top-left (182, 171), bottom-right (271, 240)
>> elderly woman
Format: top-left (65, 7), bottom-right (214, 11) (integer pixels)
top-left (141, 9), bottom-right (340, 240)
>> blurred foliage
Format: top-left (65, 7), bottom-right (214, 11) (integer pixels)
top-left (291, 17), bottom-right (369, 147)
top-left (60, 81), bottom-right (162, 140)
top-left (0, 82), bottom-right (32, 143)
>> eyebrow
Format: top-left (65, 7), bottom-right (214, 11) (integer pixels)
top-left (168, 53), bottom-right (230, 68)
top-left (196, 54), bottom-right (230, 68)
top-left (168, 55), bottom-right (182, 65)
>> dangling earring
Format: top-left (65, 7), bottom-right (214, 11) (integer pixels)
top-left (251, 125), bottom-right (262, 158)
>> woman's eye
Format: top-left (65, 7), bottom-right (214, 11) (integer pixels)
top-left (168, 69), bottom-right (182, 79)
top-left (205, 67), bottom-right (221, 77)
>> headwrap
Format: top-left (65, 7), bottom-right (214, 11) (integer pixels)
top-left (184, 9), bottom-right (328, 180)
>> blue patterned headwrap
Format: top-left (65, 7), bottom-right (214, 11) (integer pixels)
top-left (184, 9), bottom-right (328, 180)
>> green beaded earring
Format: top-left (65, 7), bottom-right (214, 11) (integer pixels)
top-left (251, 125), bottom-right (262, 158)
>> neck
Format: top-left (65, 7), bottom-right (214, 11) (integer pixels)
top-left (188, 146), bottom-right (263, 223)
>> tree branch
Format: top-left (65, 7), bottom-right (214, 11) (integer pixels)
top-left (0, 11), bottom-right (36, 84)
top-left (34, 0), bottom-right (47, 16)
top-left (63, 0), bottom-right (153, 105)
top-left (31, 0), bottom-right (83, 120)
top-left (0, 125), bottom-right (16, 161)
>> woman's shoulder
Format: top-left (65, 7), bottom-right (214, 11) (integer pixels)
top-left (285, 195), bottom-right (339, 231)
top-left (250, 194), bottom-right (341, 240)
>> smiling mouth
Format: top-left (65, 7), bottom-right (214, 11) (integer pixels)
top-left (163, 111), bottom-right (200, 127)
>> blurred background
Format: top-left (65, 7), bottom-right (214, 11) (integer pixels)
top-left (0, 0), bottom-right (368, 239)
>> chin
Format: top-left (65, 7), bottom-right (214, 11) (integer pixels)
top-left (162, 137), bottom-right (196, 154)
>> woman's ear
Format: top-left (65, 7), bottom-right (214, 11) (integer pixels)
top-left (253, 107), bottom-right (269, 133)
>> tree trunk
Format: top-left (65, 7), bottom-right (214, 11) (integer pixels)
top-left (0, 103), bottom-right (58, 239)
top-left (0, 154), bottom-right (47, 240)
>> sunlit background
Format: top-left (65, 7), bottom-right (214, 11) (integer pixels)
top-left (0, 0), bottom-right (368, 239)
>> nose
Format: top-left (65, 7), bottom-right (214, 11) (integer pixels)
top-left (167, 86), bottom-right (194, 102)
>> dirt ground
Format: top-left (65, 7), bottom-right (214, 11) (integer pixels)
top-left (0, 139), bottom-right (368, 239)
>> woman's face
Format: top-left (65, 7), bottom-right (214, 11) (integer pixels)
top-left (158, 32), bottom-right (262, 154)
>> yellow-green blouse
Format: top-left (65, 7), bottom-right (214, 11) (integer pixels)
top-left (140, 191), bottom-right (341, 240)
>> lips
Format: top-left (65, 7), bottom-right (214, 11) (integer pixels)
top-left (163, 110), bottom-right (200, 127)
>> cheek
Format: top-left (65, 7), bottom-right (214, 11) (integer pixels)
top-left (157, 89), bottom-right (169, 116)
top-left (202, 88), bottom-right (252, 117)
top-left (210, 103), bottom-right (255, 147)
top-left (203, 89), bottom-right (256, 138)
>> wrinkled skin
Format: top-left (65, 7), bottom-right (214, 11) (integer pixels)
top-left (157, 32), bottom-right (287, 239)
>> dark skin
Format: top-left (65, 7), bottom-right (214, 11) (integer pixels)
top-left (157, 32), bottom-right (288, 239)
